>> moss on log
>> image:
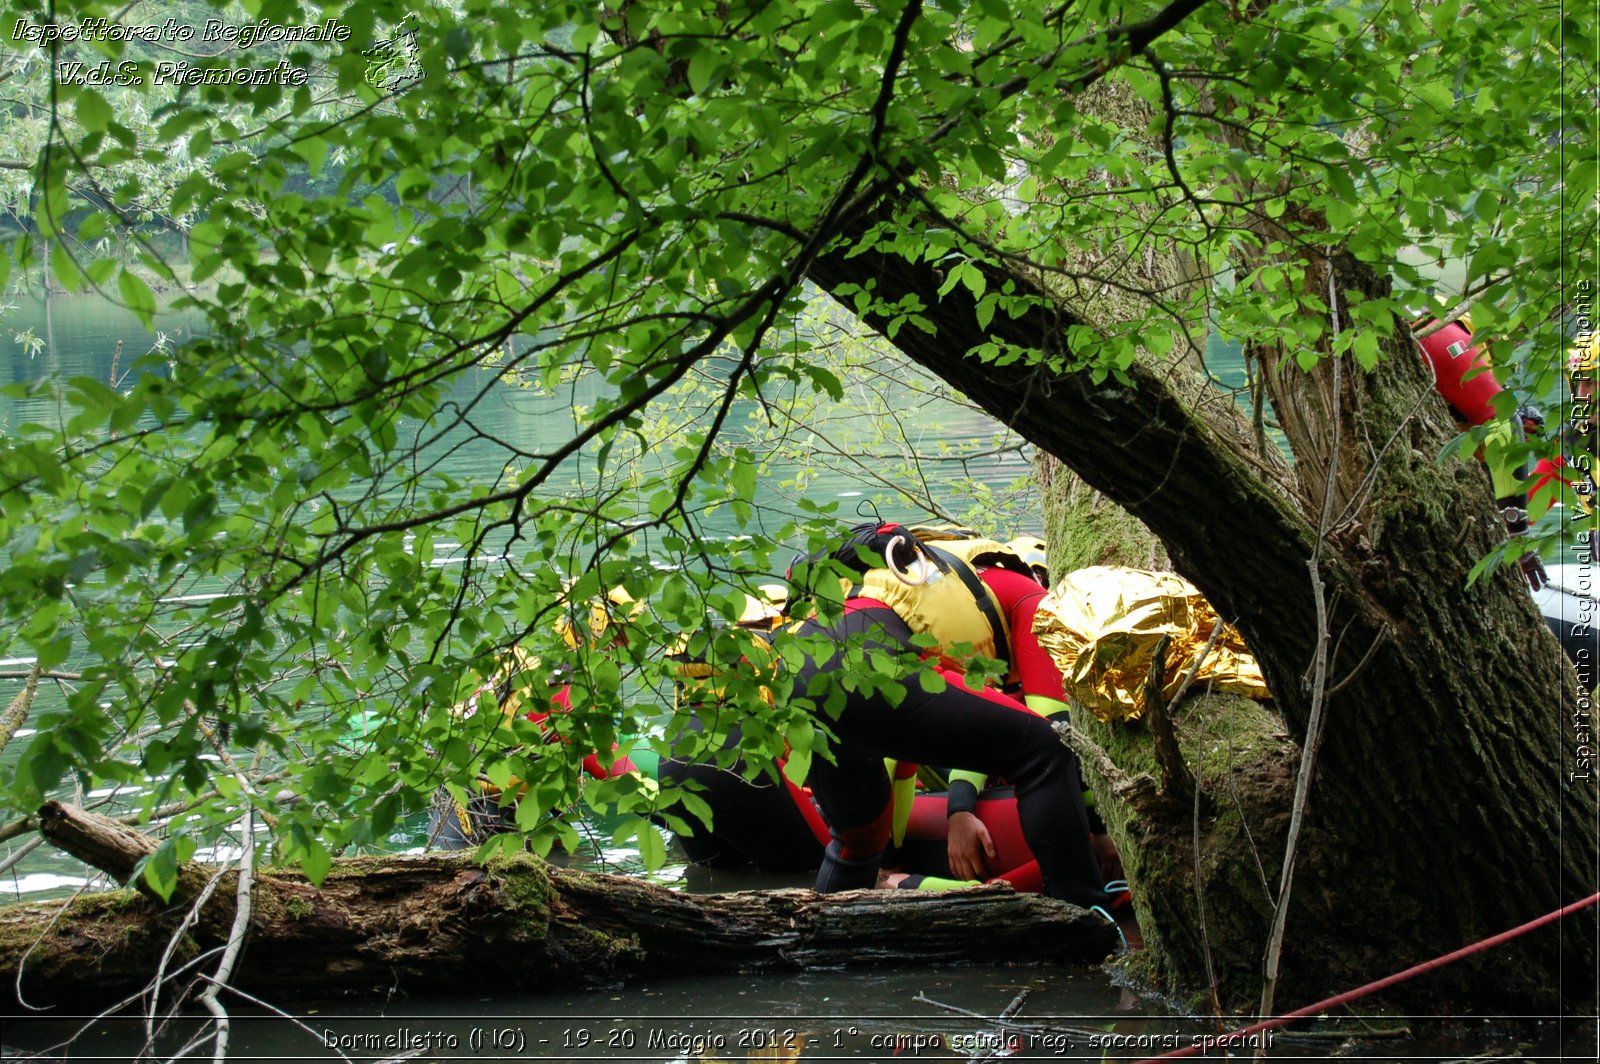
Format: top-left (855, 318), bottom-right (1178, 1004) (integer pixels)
top-left (1, 803), bottom-right (1119, 1012)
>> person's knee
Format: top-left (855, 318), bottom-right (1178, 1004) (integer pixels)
top-left (833, 810), bottom-right (891, 861)
top-left (1007, 719), bottom-right (1075, 782)
top-left (815, 839), bottom-right (882, 892)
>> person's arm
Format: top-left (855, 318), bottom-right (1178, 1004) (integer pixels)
top-left (1024, 694), bottom-right (1071, 718)
top-left (1483, 419), bottom-right (1548, 590)
top-left (931, 660), bottom-right (1026, 871)
top-left (979, 568), bottom-right (1068, 703)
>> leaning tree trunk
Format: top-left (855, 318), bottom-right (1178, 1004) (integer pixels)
top-left (0, 803), bottom-right (1117, 1012)
top-left (808, 197), bottom-right (1598, 1014)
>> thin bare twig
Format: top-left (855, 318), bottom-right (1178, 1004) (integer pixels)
top-left (199, 982), bottom-right (357, 1064)
top-left (911, 989), bottom-right (1106, 1040)
top-left (194, 808), bottom-right (255, 1064)
top-left (1324, 623), bottom-right (1392, 698)
top-left (1256, 256), bottom-right (1346, 1047)
top-left (195, 715), bottom-right (278, 831)
top-left (1052, 719), bottom-right (1140, 800)
top-left (0, 834), bottom-right (45, 877)
top-left (32, 942), bottom-right (227, 1063)
top-left (1167, 617), bottom-right (1227, 709)
top-left (146, 865), bottom-right (232, 1048)
top-left (972, 983), bottom-right (1036, 1061)
top-left (1191, 707), bottom-right (1223, 1020)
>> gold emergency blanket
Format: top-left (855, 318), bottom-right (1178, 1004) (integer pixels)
top-left (1033, 566), bottom-right (1270, 723)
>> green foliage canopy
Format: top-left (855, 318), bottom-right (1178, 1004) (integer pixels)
top-left (0, 0), bottom-right (1591, 889)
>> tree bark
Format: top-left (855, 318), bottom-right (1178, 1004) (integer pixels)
top-left (808, 202), bottom-right (1599, 1014)
top-left (0, 803), bottom-right (1118, 1012)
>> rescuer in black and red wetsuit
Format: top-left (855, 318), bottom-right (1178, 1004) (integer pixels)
top-left (784, 524), bottom-right (1112, 909)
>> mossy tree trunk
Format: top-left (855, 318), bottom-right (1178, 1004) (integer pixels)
top-left (808, 194), bottom-right (1597, 1014)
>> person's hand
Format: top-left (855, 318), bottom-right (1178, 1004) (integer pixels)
top-left (1091, 832), bottom-right (1125, 884)
top-left (1519, 549), bottom-right (1549, 592)
top-left (947, 811), bottom-right (997, 882)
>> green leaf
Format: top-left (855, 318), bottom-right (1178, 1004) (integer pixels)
top-left (371, 793), bottom-right (400, 837)
top-left (781, 718), bottom-right (815, 786)
top-left (781, 745), bottom-right (812, 787)
top-left (974, 294), bottom-right (997, 331)
top-left (1351, 330), bottom-right (1380, 370)
top-left (143, 840), bottom-right (181, 902)
top-left (730, 453), bottom-right (757, 501)
top-left (1464, 548), bottom-right (1500, 588)
top-left (970, 142), bottom-right (1006, 181)
top-left (687, 47), bottom-right (717, 95)
top-left (1324, 163), bottom-right (1358, 205)
top-left (35, 632), bottom-right (73, 670)
top-left (803, 365), bottom-right (844, 400)
top-left (15, 735), bottom-right (66, 800)
top-left (50, 241), bottom-right (85, 290)
top-left (959, 263), bottom-right (986, 299)
top-left (299, 836), bottom-right (333, 886)
top-left (77, 213), bottom-right (108, 243)
top-left (75, 91), bottom-right (112, 133)
top-left (118, 270), bottom-right (157, 323)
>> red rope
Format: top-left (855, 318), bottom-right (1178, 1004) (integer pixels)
top-left (1142, 892), bottom-right (1600, 1061)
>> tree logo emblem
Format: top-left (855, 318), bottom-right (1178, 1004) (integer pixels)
top-left (363, 17), bottom-right (424, 93)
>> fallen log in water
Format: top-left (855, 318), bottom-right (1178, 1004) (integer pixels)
top-left (0, 802), bottom-right (1118, 1011)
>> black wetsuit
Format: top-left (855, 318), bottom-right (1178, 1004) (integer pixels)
top-left (791, 605), bottom-right (1111, 909)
